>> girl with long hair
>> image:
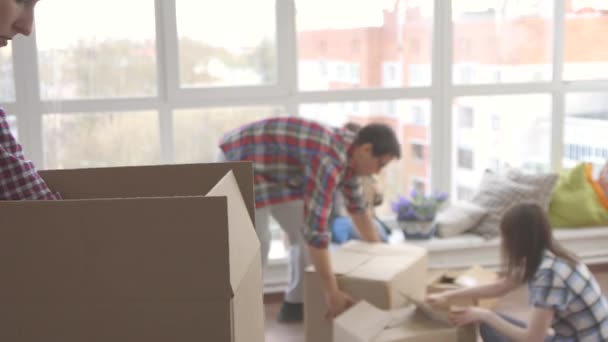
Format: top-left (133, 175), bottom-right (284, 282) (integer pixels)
top-left (427, 202), bottom-right (608, 341)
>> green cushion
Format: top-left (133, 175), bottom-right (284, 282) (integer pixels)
top-left (549, 163), bottom-right (608, 227)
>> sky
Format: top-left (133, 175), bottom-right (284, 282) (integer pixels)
top-left (33, 0), bottom-right (601, 51)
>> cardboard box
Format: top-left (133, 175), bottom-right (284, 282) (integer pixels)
top-left (0, 162), bottom-right (264, 342)
top-left (334, 301), bottom-right (476, 342)
top-left (427, 265), bottom-right (498, 309)
top-left (305, 241), bottom-right (428, 342)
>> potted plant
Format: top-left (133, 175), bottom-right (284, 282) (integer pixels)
top-left (391, 190), bottom-right (448, 239)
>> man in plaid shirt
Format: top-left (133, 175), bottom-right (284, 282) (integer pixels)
top-left (0, 109), bottom-right (59, 200)
top-left (219, 117), bottom-right (400, 322)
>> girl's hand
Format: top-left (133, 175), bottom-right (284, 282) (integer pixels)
top-left (425, 293), bottom-right (449, 307)
top-left (449, 307), bottom-right (490, 326)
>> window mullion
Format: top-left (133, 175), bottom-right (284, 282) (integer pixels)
top-left (552, 0), bottom-right (566, 172)
top-left (11, 32), bottom-right (44, 167)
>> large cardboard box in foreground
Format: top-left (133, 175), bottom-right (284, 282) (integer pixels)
top-left (305, 241), bottom-right (428, 342)
top-left (0, 162), bottom-right (263, 342)
top-left (334, 301), bottom-right (476, 342)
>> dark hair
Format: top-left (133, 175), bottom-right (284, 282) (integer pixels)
top-left (500, 202), bottom-right (578, 283)
top-left (352, 123), bottom-right (401, 158)
top-left (343, 122), bottom-right (362, 133)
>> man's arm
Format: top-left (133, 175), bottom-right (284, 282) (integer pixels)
top-left (307, 245), bottom-right (355, 319)
top-left (350, 211), bottom-right (381, 242)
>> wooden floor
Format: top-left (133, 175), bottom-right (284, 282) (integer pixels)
top-left (264, 265), bottom-right (608, 342)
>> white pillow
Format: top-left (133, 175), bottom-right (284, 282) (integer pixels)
top-left (434, 202), bottom-right (488, 238)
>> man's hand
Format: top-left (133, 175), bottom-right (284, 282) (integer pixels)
top-left (324, 289), bottom-right (356, 320)
top-left (449, 307), bottom-right (491, 326)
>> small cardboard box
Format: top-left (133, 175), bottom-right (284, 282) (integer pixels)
top-left (305, 241), bottom-right (428, 342)
top-left (334, 301), bottom-right (476, 342)
top-left (0, 162), bottom-right (264, 342)
top-left (427, 265), bottom-right (498, 309)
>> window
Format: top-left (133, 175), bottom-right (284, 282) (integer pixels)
top-left (453, 95), bottom-right (551, 186)
top-left (564, 92), bottom-right (608, 168)
top-left (564, 6), bottom-right (608, 80)
top-left (36, 0), bottom-right (157, 99)
top-left (176, 0), bottom-right (276, 88)
top-left (456, 186), bottom-right (475, 201)
top-left (43, 111), bottom-right (161, 168)
top-left (457, 148), bottom-right (474, 170)
top-left (458, 106), bottom-right (474, 129)
top-left (4, 0), bottom-right (607, 268)
top-left (412, 143), bottom-right (425, 161)
top-left (452, 0), bottom-right (553, 84)
top-left (297, 0), bottom-right (433, 90)
top-left (411, 179), bottom-right (426, 194)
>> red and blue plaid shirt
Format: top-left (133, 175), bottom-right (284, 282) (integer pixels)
top-left (0, 108), bottom-right (60, 200)
top-left (220, 117), bottom-right (365, 248)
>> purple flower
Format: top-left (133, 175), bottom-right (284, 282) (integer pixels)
top-left (392, 189), bottom-right (449, 222)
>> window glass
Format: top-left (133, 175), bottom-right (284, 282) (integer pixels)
top-left (36, 0), bottom-right (157, 99)
top-left (297, 0), bottom-right (433, 90)
top-left (176, 0), bottom-right (277, 87)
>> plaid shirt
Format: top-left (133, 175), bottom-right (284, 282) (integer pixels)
top-left (529, 250), bottom-right (608, 341)
top-left (219, 117), bottom-right (365, 248)
top-left (0, 109), bottom-right (60, 200)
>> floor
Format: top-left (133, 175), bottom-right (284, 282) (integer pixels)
top-left (264, 265), bottom-right (608, 342)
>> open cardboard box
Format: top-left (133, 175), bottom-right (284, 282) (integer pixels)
top-left (427, 265), bottom-right (498, 309)
top-left (334, 301), bottom-right (476, 342)
top-left (305, 241), bottom-right (428, 342)
top-left (0, 162), bottom-right (264, 342)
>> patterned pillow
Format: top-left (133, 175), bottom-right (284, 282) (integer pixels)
top-left (505, 168), bottom-right (558, 210)
top-left (470, 172), bottom-right (538, 239)
top-left (434, 202), bottom-right (488, 238)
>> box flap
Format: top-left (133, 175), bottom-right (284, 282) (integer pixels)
top-left (347, 256), bottom-right (421, 282)
top-left (455, 265), bottom-right (497, 288)
top-left (341, 241), bottom-right (427, 257)
top-left (40, 162), bottom-right (255, 223)
top-left (0, 197), bottom-right (232, 301)
top-left (331, 249), bottom-right (373, 275)
top-left (334, 301), bottom-right (392, 342)
top-left (206, 171), bottom-right (260, 294)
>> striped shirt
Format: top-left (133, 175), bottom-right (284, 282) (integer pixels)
top-left (219, 117), bottom-right (365, 248)
top-left (529, 250), bottom-right (608, 341)
top-left (0, 108), bottom-right (60, 200)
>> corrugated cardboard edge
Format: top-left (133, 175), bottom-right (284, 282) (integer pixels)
top-left (206, 170), bottom-right (264, 342)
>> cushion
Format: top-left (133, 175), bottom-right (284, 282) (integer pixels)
top-left (505, 168), bottom-right (558, 210)
top-left (600, 162), bottom-right (608, 198)
top-left (470, 172), bottom-right (539, 239)
top-left (549, 163), bottom-right (608, 227)
top-left (434, 202), bottom-right (488, 238)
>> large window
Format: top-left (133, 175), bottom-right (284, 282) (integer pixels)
top-left (297, 0), bottom-right (433, 90)
top-left (452, 0), bottom-right (553, 84)
top-left (35, 0), bottom-right (157, 99)
top-left (564, 92), bottom-right (608, 168)
top-left (1, 0), bottom-right (607, 265)
top-left (176, 0), bottom-right (277, 88)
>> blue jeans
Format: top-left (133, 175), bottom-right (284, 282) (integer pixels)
top-left (480, 313), bottom-right (552, 342)
top-left (330, 216), bottom-right (389, 244)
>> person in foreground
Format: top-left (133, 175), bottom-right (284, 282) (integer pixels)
top-left (0, 0), bottom-right (59, 200)
top-left (219, 117), bottom-right (400, 322)
top-left (427, 202), bottom-right (608, 341)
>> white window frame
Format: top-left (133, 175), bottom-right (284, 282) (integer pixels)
top-left (4, 0), bottom-right (608, 290)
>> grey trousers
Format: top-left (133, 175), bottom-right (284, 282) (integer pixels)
top-left (217, 149), bottom-right (309, 303)
top-left (255, 201), bottom-right (310, 303)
